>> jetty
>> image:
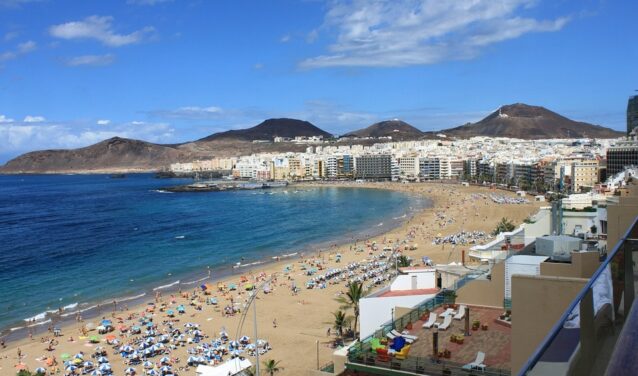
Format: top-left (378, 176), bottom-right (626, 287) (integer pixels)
top-left (163, 181), bottom-right (288, 192)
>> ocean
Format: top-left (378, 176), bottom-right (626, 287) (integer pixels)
top-left (0, 174), bottom-right (428, 337)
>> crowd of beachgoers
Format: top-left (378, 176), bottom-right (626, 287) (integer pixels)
top-left (0, 182), bottom-right (542, 376)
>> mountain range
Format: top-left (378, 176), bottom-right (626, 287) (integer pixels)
top-left (0, 104), bottom-right (624, 173)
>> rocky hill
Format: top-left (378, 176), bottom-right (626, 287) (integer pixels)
top-left (0, 137), bottom-right (195, 173)
top-left (342, 119), bottom-right (423, 141)
top-left (200, 118), bottom-right (332, 141)
top-left (434, 103), bottom-right (623, 139)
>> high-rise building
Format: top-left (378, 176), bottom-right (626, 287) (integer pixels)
top-left (627, 95), bottom-right (638, 136)
top-left (354, 155), bottom-right (392, 180)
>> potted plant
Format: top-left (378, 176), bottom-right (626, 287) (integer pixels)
top-left (481, 324), bottom-right (488, 331)
top-left (420, 309), bottom-right (430, 321)
top-left (472, 320), bottom-right (480, 331)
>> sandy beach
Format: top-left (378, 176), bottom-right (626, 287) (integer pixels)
top-left (0, 182), bottom-right (542, 376)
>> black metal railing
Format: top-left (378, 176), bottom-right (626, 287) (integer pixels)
top-left (518, 215), bottom-right (638, 376)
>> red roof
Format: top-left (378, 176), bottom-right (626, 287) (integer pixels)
top-left (379, 288), bottom-right (439, 297)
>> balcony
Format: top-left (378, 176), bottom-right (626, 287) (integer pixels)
top-left (519, 216), bottom-right (638, 375)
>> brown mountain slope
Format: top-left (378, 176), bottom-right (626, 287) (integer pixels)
top-left (0, 137), bottom-right (197, 173)
top-left (342, 119), bottom-right (424, 141)
top-left (434, 103), bottom-right (623, 139)
top-left (200, 118), bottom-right (332, 141)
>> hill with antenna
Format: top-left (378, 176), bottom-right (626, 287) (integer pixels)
top-left (434, 103), bottom-right (623, 139)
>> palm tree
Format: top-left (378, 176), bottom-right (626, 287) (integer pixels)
top-left (332, 310), bottom-right (351, 339)
top-left (492, 217), bottom-right (515, 235)
top-left (336, 281), bottom-right (365, 336)
top-left (263, 359), bottom-right (283, 376)
top-left (396, 255), bottom-right (411, 268)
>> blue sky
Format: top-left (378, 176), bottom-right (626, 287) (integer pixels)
top-left (0, 0), bottom-right (636, 162)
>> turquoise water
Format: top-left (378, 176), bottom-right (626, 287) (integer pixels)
top-left (0, 174), bottom-right (427, 334)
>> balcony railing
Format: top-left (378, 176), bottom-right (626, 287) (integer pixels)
top-left (519, 215), bottom-right (638, 376)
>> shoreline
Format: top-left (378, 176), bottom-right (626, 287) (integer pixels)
top-left (1, 183), bottom-right (429, 344)
top-left (0, 181), bottom-right (542, 376)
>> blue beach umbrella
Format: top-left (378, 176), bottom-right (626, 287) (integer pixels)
top-left (83, 361), bottom-right (95, 368)
top-left (146, 370), bottom-right (159, 376)
top-left (97, 356), bottom-right (109, 363)
top-left (143, 360), bottom-right (153, 368)
top-left (90, 371), bottom-right (103, 376)
top-left (159, 365), bottom-right (172, 373)
top-left (125, 367), bottom-right (137, 374)
top-left (34, 367), bottom-right (46, 375)
top-left (98, 363), bottom-right (111, 372)
top-left (159, 356), bottom-right (171, 364)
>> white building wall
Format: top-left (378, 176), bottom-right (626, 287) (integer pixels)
top-left (389, 271), bottom-right (436, 291)
top-left (359, 293), bottom-right (436, 340)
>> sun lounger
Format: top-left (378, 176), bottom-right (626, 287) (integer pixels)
top-left (462, 351), bottom-right (486, 371)
top-left (435, 315), bottom-right (452, 330)
top-left (402, 333), bottom-right (418, 343)
top-left (454, 305), bottom-right (466, 320)
top-left (386, 329), bottom-right (401, 340)
top-left (422, 312), bottom-right (437, 329)
top-left (439, 308), bottom-right (455, 317)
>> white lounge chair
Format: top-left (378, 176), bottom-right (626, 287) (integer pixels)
top-left (463, 351), bottom-right (486, 371)
top-left (402, 333), bottom-right (418, 343)
top-left (422, 312), bottom-right (437, 329)
top-left (386, 329), bottom-right (400, 340)
top-left (387, 329), bottom-right (417, 343)
top-left (454, 305), bottom-right (466, 320)
top-left (439, 308), bottom-right (455, 317)
top-left (436, 315), bottom-right (452, 330)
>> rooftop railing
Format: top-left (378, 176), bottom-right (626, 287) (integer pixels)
top-left (518, 215), bottom-right (638, 376)
top-left (346, 267), bottom-right (510, 376)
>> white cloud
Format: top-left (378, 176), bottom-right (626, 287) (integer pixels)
top-left (64, 54), bottom-right (115, 67)
top-left (300, 0), bottom-right (569, 68)
top-left (4, 31), bottom-right (19, 41)
top-left (97, 119), bottom-right (111, 125)
top-left (0, 120), bottom-right (175, 156)
top-left (127, 0), bottom-right (172, 5)
top-left (49, 16), bottom-right (155, 47)
top-left (23, 115), bottom-right (45, 122)
top-left (280, 34), bottom-right (291, 43)
top-left (0, 40), bottom-right (36, 62)
top-left (0, 0), bottom-right (41, 7)
top-left (0, 114), bottom-right (15, 123)
top-left (152, 106), bottom-right (225, 120)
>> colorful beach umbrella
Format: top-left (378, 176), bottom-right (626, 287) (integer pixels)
top-left (89, 335), bottom-right (100, 343)
top-left (98, 363), bottom-right (111, 372)
top-left (60, 353), bottom-right (71, 360)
